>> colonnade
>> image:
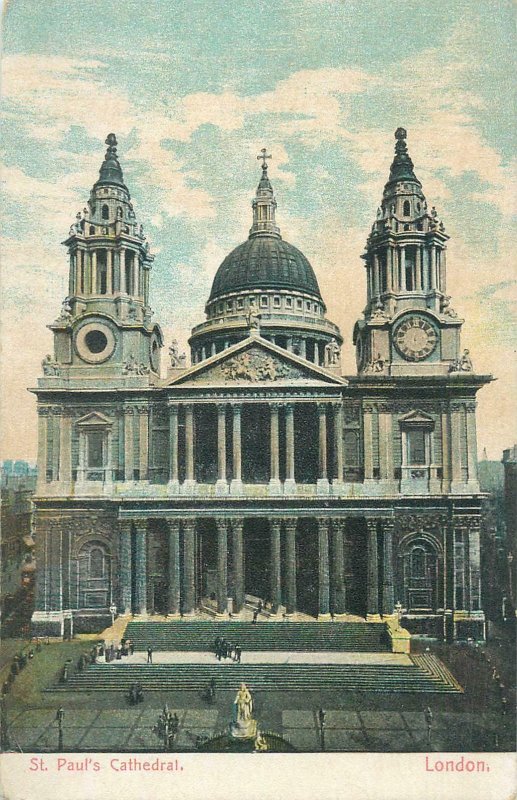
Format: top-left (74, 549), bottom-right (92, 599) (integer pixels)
top-left (167, 400), bottom-right (345, 491)
top-left (117, 516), bottom-right (396, 619)
top-left (192, 336), bottom-right (330, 366)
top-left (367, 243), bottom-right (445, 300)
top-left (69, 247), bottom-right (149, 300)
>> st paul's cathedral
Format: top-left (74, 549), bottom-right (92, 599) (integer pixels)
top-left (30, 129), bottom-right (491, 642)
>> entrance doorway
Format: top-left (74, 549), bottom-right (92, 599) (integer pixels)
top-left (244, 519), bottom-right (270, 601)
top-left (153, 580), bottom-right (168, 614)
top-left (296, 520), bottom-right (319, 617)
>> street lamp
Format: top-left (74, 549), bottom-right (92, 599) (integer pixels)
top-left (395, 600), bottom-right (403, 629)
top-left (507, 552), bottom-right (514, 602)
top-left (55, 707), bottom-right (64, 752)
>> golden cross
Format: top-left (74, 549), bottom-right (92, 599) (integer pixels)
top-left (257, 148), bottom-right (272, 169)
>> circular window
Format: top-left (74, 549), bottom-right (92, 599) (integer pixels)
top-left (75, 322), bottom-right (116, 364)
top-left (85, 330), bottom-right (108, 354)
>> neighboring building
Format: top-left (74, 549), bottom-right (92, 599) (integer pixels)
top-left (502, 445), bottom-right (517, 612)
top-left (478, 455), bottom-right (506, 622)
top-left (1, 464), bottom-right (37, 632)
top-left (30, 130), bottom-right (491, 640)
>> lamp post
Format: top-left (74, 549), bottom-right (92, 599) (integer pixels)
top-left (507, 552), bottom-right (514, 603)
top-left (395, 600), bottom-right (402, 629)
top-left (55, 707), bottom-right (64, 752)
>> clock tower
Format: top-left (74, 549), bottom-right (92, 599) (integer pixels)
top-left (353, 128), bottom-right (464, 376)
top-left (48, 134), bottom-right (163, 385)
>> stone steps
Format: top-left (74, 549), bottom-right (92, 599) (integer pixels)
top-left (122, 621), bottom-right (390, 652)
top-left (47, 660), bottom-right (460, 694)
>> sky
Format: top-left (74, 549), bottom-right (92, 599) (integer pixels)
top-left (1, 0), bottom-right (516, 460)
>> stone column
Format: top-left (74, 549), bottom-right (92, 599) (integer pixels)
top-left (91, 250), bottom-right (97, 294)
top-left (269, 403), bottom-right (281, 492)
top-left (317, 518), bottom-right (331, 619)
top-left (317, 404), bottom-right (329, 492)
top-left (124, 407), bottom-right (134, 482)
top-left (118, 521), bottom-right (132, 614)
top-left (366, 519), bottom-right (380, 619)
top-left (378, 405), bottom-right (393, 481)
top-left (232, 517), bottom-right (245, 613)
top-left (215, 518), bottom-right (228, 615)
top-left (230, 404), bottom-right (242, 493)
top-left (106, 249), bottom-right (113, 294)
top-left (167, 519), bottom-right (181, 614)
top-left (134, 522), bottom-right (147, 615)
top-left (133, 255), bottom-right (139, 298)
top-left (429, 245), bottom-right (436, 290)
top-left (52, 412), bottom-right (60, 481)
top-left (415, 246), bottom-right (423, 291)
top-left (382, 520), bottom-right (395, 616)
top-left (450, 402), bottom-right (463, 487)
top-left (59, 412), bottom-right (72, 484)
top-left (284, 518), bottom-right (297, 615)
top-left (182, 518), bottom-right (196, 614)
top-left (331, 520), bottom-right (346, 616)
top-left (184, 404), bottom-right (196, 488)
top-left (333, 403), bottom-right (344, 486)
top-left (313, 343), bottom-right (320, 365)
top-left (466, 403), bottom-right (478, 485)
top-left (441, 407), bottom-right (451, 489)
top-left (138, 406), bottom-right (149, 480)
top-left (168, 403), bottom-right (179, 491)
top-left (468, 521), bottom-right (482, 611)
top-left (119, 248), bottom-right (126, 293)
top-left (285, 403), bottom-right (296, 493)
top-left (373, 254), bottom-right (380, 296)
top-left (399, 247), bottom-right (405, 290)
top-left (363, 405), bottom-right (374, 480)
top-left (300, 338), bottom-right (307, 359)
top-left (37, 408), bottom-right (48, 489)
top-left (386, 246), bottom-right (393, 292)
top-left (269, 519), bottom-right (282, 614)
top-left (216, 404), bottom-right (228, 494)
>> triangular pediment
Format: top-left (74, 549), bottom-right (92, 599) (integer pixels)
top-left (399, 409), bottom-right (435, 426)
top-left (166, 336), bottom-right (347, 388)
top-left (76, 411), bottom-right (113, 427)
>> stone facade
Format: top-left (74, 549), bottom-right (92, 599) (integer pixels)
top-left (31, 132), bottom-right (490, 640)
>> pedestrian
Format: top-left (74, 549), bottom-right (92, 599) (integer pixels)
top-left (257, 600), bottom-right (263, 615)
top-left (318, 708), bottom-right (326, 729)
top-left (147, 646), bottom-right (153, 664)
top-left (235, 645), bottom-right (242, 664)
top-left (252, 610), bottom-right (258, 624)
top-left (214, 636), bottom-right (222, 654)
top-left (221, 639), bottom-right (227, 659)
top-left (425, 706), bottom-right (433, 745)
top-left (128, 640), bottom-right (134, 656)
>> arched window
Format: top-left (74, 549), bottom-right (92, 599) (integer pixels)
top-left (101, 204), bottom-right (109, 220)
top-left (411, 546), bottom-right (426, 578)
top-left (403, 200), bottom-right (411, 216)
top-left (89, 225), bottom-right (95, 235)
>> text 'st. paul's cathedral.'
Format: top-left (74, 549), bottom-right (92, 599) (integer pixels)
top-left (31, 129), bottom-right (491, 641)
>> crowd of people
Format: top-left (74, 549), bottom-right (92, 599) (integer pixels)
top-left (214, 636), bottom-right (242, 663)
top-left (2, 641), bottom-right (40, 697)
top-left (155, 704), bottom-right (180, 750)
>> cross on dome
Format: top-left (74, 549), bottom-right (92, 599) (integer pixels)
top-left (257, 148), bottom-right (272, 171)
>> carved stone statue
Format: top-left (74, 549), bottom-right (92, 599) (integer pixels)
top-left (234, 683), bottom-right (253, 723)
top-left (57, 299), bottom-right (73, 322)
top-left (440, 295), bottom-right (458, 318)
top-left (325, 338), bottom-right (340, 366)
top-left (246, 303), bottom-right (261, 334)
top-left (42, 354), bottom-right (59, 376)
top-left (128, 301), bottom-right (138, 321)
top-left (168, 340), bottom-right (185, 368)
top-left (123, 353), bottom-right (138, 374)
top-left (449, 349), bottom-right (473, 373)
top-left (364, 353), bottom-right (385, 374)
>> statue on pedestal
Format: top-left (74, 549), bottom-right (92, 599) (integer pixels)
top-left (230, 683), bottom-right (257, 739)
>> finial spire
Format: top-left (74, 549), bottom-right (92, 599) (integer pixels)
top-left (249, 148), bottom-right (280, 238)
top-left (386, 126), bottom-right (419, 187)
top-left (95, 132), bottom-right (126, 188)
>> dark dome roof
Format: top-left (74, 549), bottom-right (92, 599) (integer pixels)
top-left (209, 234), bottom-right (322, 301)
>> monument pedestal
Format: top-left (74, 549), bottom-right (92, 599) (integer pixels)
top-left (230, 718), bottom-right (257, 740)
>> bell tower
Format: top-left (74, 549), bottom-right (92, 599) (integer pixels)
top-left (353, 128), bottom-right (464, 376)
top-left (47, 134), bottom-right (163, 383)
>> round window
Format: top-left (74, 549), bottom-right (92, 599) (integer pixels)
top-left (85, 330), bottom-right (108, 354)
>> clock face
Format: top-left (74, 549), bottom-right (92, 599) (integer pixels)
top-left (393, 315), bottom-right (438, 361)
top-left (75, 321), bottom-right (116, 363)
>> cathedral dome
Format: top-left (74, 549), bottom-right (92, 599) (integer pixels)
top-left (209, 234), bottom-right (322, 301)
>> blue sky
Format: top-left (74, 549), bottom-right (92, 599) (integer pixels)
top-left (1, 0), bottom-right (516, 458)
